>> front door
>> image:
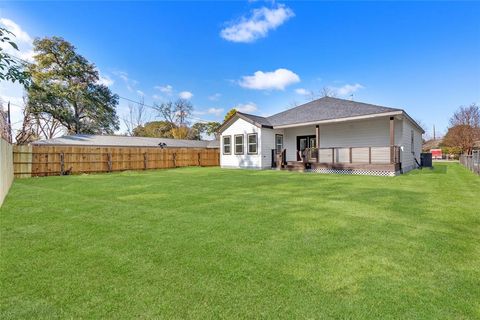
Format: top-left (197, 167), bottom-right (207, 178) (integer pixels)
top-left (296, 135), bottom-right (316, 160)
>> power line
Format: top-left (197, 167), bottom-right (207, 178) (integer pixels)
top-left (7, 56), bottom-right (214, 124)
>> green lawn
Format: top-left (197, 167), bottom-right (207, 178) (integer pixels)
top-left (1, 163), bottom-right (479, 319)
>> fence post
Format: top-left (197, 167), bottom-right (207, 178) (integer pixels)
top-left (60, 152), bottom-right (65, 175)
top-left (198, 152), bottom-right (201, 166)
top-left (107, 153), bottom-right (112, 172)
top-left (143, 152), bottom-right (147, 170)
top-left (173, 153), bottom-right (177, 167)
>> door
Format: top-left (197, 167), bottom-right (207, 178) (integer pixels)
top-left (296, 135), bottom-right (316, 161)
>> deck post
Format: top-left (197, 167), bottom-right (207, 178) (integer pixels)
top-left (349, 147), bottom-right (353, 163)
top-left (390, 116), bottom-right (395, 163)
top-left (369, 147), bottom-right (372, 164)
top-left (331, 147), bottom-right (335, 164)
top-left (315, 125), bottom-right (320, 163)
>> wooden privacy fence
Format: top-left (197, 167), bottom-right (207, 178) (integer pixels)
top-left (460, 150), bottom-right (480, 175)
top-left (13, 145), bottom-right (219, 178)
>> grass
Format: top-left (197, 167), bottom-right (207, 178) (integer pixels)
top-left (1, 162), bottom-right (479, 319)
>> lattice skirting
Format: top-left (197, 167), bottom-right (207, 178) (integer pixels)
top-left (307, 168), bottom-right (399, 176)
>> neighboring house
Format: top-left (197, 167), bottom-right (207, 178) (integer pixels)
top-left (218, 97), bottom-right (424, 176)
top-left (33, 134), bottom-right (219, 149)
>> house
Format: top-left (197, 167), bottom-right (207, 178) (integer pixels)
top-left (218, 97), bottom-right (424, 176)
top-left (33, 134), bottom-right (219, 149)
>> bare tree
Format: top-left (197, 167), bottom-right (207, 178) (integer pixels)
top-left (14, 98), bottom-right (65, 144)
top-left (174, 99), bottom-right (193, 126)
top-left (449, 103), bottom-right (480, 128)
top-left (301, 87), bottom-right (337, 101)
top-left (123, 97), bottom-right (149, 136)
top-left (320, 86), bottom-right (337, 98)
top-left (0, 102), bottom-right (11, 142)
top-left (153, 98), bottom-right (193, 129)
top-left (15, 107), bottom-right (38, 145)
top-left (33, 112), bottom-right (64, 140)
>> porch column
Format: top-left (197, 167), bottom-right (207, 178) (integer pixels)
top-left (315, 125), bottom-right (320, 163)
top-left (389, 117), bottom-right (395, 163)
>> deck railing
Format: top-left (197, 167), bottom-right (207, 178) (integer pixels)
top-left (303, 146), bottom-right (401, 164)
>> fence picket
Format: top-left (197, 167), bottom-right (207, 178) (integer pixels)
top-left (13, 145), bottom-right (220, 178)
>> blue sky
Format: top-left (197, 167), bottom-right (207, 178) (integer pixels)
top-left (1, 1), bottom-right (479, 137)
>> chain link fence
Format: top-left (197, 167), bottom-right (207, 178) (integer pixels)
top-left (460, 150), bottom-right (480, 175)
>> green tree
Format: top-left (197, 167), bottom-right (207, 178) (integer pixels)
top-left (224, 108), bottom-right (237, 122)
top-left (206, 121), bottom-right (221, 139)
top-left (190, 122), bottom-right (207, 140)
top-left (0, 27), bottom-right (30, 85)
top-left (443, 104), bottom-right (480, 155)
top-left (189, 122), bottom-right (221, 140)
top-left (27, 37), bottom-right (119, 134)
top-left (133, 121), bottom-right (174, 138)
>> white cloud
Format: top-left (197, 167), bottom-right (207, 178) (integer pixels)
top-left (208, 93), bottom-right (221, 101)
top-left (295, 88), bottom-right (310, 95)
top-left (330, 83), bottom-right (364, 97)
top-left (154, 84), bottom-right (173, 94)
top-left (113, 71), bottom-right (138, 92)
top-left (0, 18), bottom-right (34, 139)
top-left (235, 102), bottom-right (258, 113)
top-left (239, 68), bottom-right (300, 90)
top-left (220, 4), bottom-right (294, 43)
top-left (98, 74), bottom-right (114, 87)
top-left (0, 18), bottom-right (34, 62)
top-left (179, 91), bottom-right (193, 100)
top-left (136, 90), bottom-right (144, 96)
top-left (0, 18), bottom-right (32, 43)
top-left (207, 107), bottom-right (224, 116)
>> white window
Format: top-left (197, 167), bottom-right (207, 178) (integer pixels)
top-left (275, 134), bottom-right (283, 154)
top-left (247, 133), bottom-right (258, 154)
top-left (234, 134), bottom-right (244, 155)
top-left (223, 136), bottom-right (231, 154)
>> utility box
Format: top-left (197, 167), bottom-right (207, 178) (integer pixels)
top-left (421, 153), bottom-right (433, 168)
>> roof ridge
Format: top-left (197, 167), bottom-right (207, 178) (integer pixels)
top-left (267, 96), bottom-right (402, 120)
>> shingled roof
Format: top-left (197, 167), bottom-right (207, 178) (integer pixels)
top-left (236, 97), bottom-right (403, 129)
top-left (267, 97), bottom-right (402, 126)
top-left (33, 135), bottom-right (219, 148)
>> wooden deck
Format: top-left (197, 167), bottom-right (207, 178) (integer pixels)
top-left (272, 146), bottom-right (402, 175)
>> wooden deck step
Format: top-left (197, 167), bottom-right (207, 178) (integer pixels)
top-left (285, 161), bottom-right (307, 171)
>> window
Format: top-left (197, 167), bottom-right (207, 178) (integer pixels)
top-left (411, 130), bottom-right (414, 154)
top-left (234, 134), bottom-right (244, 155)
top-left (275, 134), bottom-right (283, 154)
top-left (247, 133), bottom-right (258, 154)
top-left (223, 135), bottom-right (231, 154)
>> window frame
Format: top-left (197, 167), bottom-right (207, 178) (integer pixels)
top-left (410, 130), bottom-right (414, 154)
top-left (275, 134), bottom-right (283, 154)
top-left (234, 134), bottom-right (244, 155)
top-left (222, 135), bottom-right (232, 155)
top-left (247, 133), bottom-right (258, 155)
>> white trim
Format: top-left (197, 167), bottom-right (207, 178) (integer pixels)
top-left (273, 111), bottom-right (403, 129)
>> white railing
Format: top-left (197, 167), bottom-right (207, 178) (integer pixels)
top-left (303, 146), bottom-right (400, 164)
